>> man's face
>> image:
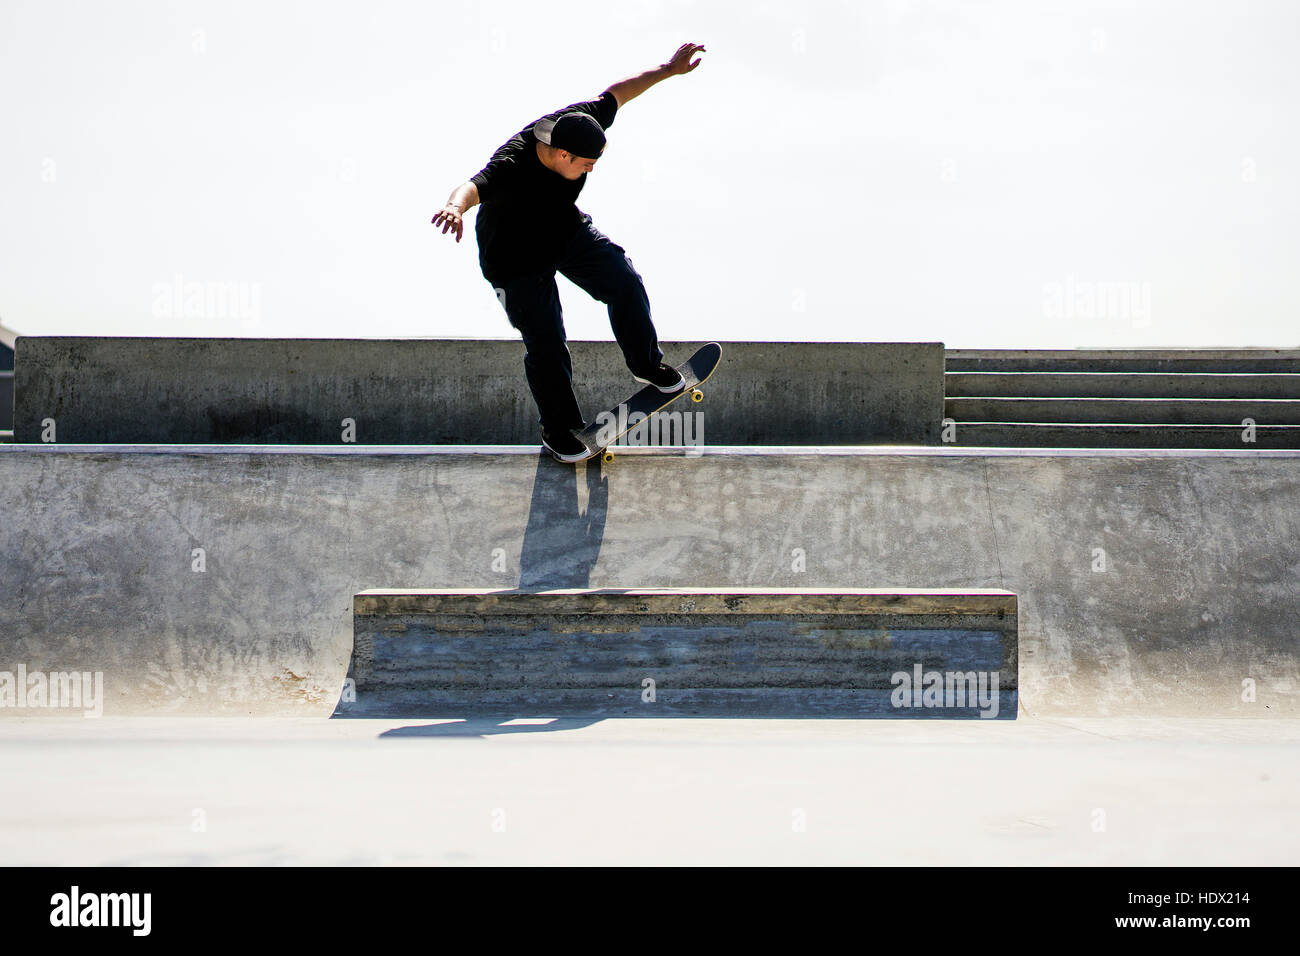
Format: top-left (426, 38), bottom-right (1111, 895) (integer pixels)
top-left (558, 149), bottom-right (599, 179)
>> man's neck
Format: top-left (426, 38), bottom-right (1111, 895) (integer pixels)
top-left (535, 141), bottom-right (556, 174)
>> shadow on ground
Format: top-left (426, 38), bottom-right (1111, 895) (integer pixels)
top-left (376, 718), bottom-right (604, 739)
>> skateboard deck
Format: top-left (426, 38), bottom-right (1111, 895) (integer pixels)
top-left (568, 343), bottom-right (722, 463)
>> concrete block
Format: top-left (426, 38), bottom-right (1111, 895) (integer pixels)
top-left (348, 588), bottom-right (1018, 718)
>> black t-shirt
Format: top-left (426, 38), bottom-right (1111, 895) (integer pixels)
top-left (470, 91), bottom-right (618, 283)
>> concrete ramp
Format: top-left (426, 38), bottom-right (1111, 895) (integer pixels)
top-left (2, 445), bottom-right (1298, 717)
top-left (347, 588), bottom-right (1018, 718)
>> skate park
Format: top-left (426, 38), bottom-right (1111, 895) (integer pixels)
top-left (2, 336), bottom-right (1298, 865)
top-left (4, 0), bottom-right (1299, 870)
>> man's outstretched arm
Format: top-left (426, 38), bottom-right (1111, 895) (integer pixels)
top-left (605, 42), bottom-right (706, 108)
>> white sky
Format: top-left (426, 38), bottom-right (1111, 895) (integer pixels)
top-left (2, 0), bottom-right (1297, 348)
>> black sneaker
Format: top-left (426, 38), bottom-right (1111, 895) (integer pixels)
top-left (633, 362), bottom-right (685, 392)
top-left (542, 428), bottom-right (591, 463)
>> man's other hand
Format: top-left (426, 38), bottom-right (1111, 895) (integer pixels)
top-left (432, 205), bottom-right (465, 242)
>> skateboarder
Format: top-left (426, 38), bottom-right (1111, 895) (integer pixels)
top-left (432, 42), bottom-right (707, 462)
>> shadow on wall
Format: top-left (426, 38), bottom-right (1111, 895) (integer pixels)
top-left (333, 451), bottom-right (609, 725)
top-left (388, 452), bottom-right (606, 734)
top-left (519, 451), bottom-right (608, 588)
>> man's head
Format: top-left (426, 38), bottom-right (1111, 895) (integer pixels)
top-left (534, 111), bottom-right (605, 179)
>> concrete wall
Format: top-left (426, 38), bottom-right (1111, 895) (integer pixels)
top-left (13, 338), bottom-right (944, 445)
top-left (1, 445), bottom-right (1296, 717)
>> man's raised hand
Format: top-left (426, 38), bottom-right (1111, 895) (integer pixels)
top-left (664, 42), bottom-right (706, 76)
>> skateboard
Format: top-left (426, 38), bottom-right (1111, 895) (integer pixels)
top-left (568, 343), bottom-right (722, 463)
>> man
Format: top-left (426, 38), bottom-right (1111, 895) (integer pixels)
top-left (432, 42), bottom-right (706, 462)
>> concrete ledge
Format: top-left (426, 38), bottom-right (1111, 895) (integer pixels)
top-left (946, 372), bottom-right (1300, 400)
top-left (354, 587), bottom-right (1020, 616)
top-left (948, 397), bottom-right (1300, 426)
top-left (5, 443), bottom-right (1300, 458)
top-left (349, 588), bottom-right (1018, 718)
top-left (950, 423), bottom-right (1300, 448)
top-left (947, 349), bottom-right (1300, 373)
top-left (14, 337), bottom-right (943, 445)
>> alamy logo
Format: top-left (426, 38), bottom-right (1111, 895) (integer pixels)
top-left (594, 403), bottom-right (703, 450)
top-left (151, 273), bottom-right (262, 323)
top-left (49, 886), bottom-right (151, 936)
top-left (890, 665), bottom-right (1001, 718)
top-left (0, 665), bottom-right (103, 717)
top-left (1042, 274), bottom-right (1151, 327)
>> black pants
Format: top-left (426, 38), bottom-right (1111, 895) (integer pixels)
top-left (489, 216), bottom-right (663, 435)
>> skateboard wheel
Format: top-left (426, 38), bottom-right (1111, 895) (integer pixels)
top-left (602, 451), bottom-right (615, 463)
top-left (690, 389), bottom-right (704, 403)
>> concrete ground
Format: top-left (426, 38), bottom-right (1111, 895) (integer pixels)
top-left (1, 716), bottom-right (1296, 866)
